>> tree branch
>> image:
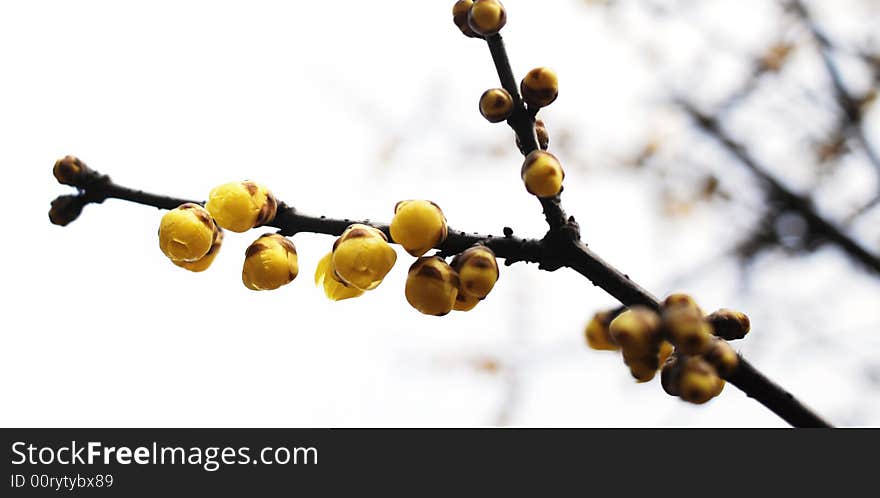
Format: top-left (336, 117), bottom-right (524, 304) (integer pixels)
top-left (485, 34), bottom-right (570, 232)
top-left (479, 30), bottom-right (831, 427)
top-left (70, 172), bottom-right (547, 266)
top-left (788, 0), bottom-right (880, 178)
top-left (48, 21), bottom-right (834, 429)
top-left (679, 100), bottom-right (880, 274)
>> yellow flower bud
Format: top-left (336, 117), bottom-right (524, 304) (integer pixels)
top-left (452, 0), bottom-right (478, 38)
top-left (390, 200), bottom-right (448, 257)
top-left (663, 305), bottom-right (713, 356)
top-left (332, 224), bottom-right (397, 291)
top-left (314, 252), bottom-right (364, 301)
top-left (173, 227), bottom-right (223, 272)
top-left (707, 308), bottom-right (751, 340)
top-left (521, 150), bottom-right (564, 198)
top-left (609, 306), bottom-right (662, 357)
top-left (520, 67), bottom-right (558, 108)
top-left (451, 245), bottom-right (498, 299)
top-left (626, 358), bottom-right (659, 383)
top-left (405, 257), bottom-right (460, 316)
top-left (479, 88), bottom-right (513, 123)
top-left (242, 233), bottom-right (298, 291)
top-left (584, 310), bottom-right (620, 351)
top-left (663, 293), bottom-right (701, 312)
top-left (453, 291), bottom-right (480, 312)
top-left (158, 203), bottom-right (217, 262)
top-left (206, 181), bottom-right (277, 233)
top-left (703, 338), bottom-right (739, 377)
top-left (679, 357), bottom-right (724, 404)
top-left (622, 338), bottom-right (673, 383)
top-left (467, 0), bottom-right (506, 36)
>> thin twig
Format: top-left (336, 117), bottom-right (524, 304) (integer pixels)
top-left (80, 175), bottom-right (548, 266)
top-left (486, 34), bottom-right (570, 232)
top-left (789, 0), bottom-right (880, 179)
top-left (679, 100), bottom-right (880, 274)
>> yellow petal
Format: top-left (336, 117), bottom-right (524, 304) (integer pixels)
top-left (315, 252), bottom-right (364, 301)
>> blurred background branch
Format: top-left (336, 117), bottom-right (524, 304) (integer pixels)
top-left (479, 0), bottom-right (880, 425)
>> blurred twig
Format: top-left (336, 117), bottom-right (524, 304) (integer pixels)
top-left (788, 0), bottom-right (880, 211)
top-left (679, 100), bottom-right (880, 274)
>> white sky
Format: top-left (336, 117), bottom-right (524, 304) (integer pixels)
top-left (1, 0), bottom-right (878, 427)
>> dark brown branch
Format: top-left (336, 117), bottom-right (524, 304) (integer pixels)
top-left (566, 241), bottom-right (829, 427)
top-left (485, 34), bottom-right (570, 233)
top-left (789, 0), bottom-right (880, 178)
top-left (726, 356), bottom-right (831, 427)
top-left (680, 101), bottom-right (880, 274)
top-left (76, 174), bottom-right (547, 266)
top-left (486, 34), bottom-right (538, 154)
top-left (566, 241), bottom-right (660, 307)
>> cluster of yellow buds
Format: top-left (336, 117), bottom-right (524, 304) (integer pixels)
top-left (477, 67), bottom-right (558, 124)
top-left (150, 182), bottom-right (503, 311)
top-left (452, 2), bottom-right (562, 199)
top-left (585, 293), bottom-right (750, 404)
top-left (390, 200), bottom-right (500, 315)
top-left (659, 294), bottom-right (747, 404)
top-left (402, 245), bottom-right (498, 316)
top-left (158, 181), bottom-right (399, 298)
top-left (157, 181), bottom-right (283, 285)
top-left (156, 181), bottom-right (300, 290)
